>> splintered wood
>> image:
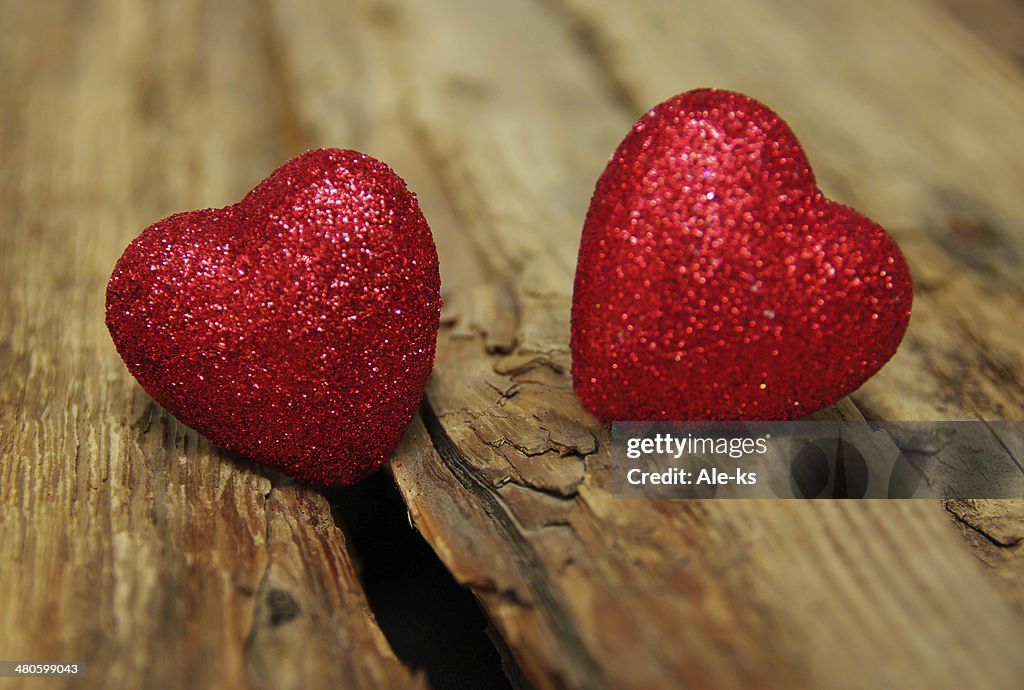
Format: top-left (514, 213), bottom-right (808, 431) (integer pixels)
top-left (1, 0), bottom-right (1023, 688)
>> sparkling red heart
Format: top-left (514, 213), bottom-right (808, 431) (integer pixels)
top-left (571, 89), bottom-right (913, 421)
top-left (106, 149), bottom-right (441, 485)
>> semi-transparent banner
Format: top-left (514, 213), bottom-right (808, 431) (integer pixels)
top-left (611, 422), bottom-right (1024, 499)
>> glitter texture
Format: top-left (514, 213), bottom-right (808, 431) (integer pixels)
top-left (571, 89), bottom-right (913, 422)
top-left (106, 149), bottom-right (441, 485)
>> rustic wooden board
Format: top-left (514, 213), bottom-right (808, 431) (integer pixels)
top-left (379, 0), bottom-right (1024, 688)
top-left (0, 2), bottom-right (423, 689)
top-left (1, 0), bottom-right (1023, 689)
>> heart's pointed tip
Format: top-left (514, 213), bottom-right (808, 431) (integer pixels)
top-left (259, 452), bottom-right (390, 488)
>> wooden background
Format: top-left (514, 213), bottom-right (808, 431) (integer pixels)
top-left (2, 0), bottom-right (1024, 688)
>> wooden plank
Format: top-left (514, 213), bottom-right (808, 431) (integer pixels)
top-left (349, 0), bottom-right (1024, 687)
top-left (552, 0), bottom-right (1024, 615)
top-left (3, 0), bottom-right (1024, 688)
top-left (0, 2), bottom-right (422, 688)
top-left (933, 0), bottom-right (1024, 68)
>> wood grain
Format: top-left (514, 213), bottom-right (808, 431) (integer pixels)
top-left (377, 0), bottom-right (1024, 687)
top-left (934, 0), bottom-right (1024, 69)
top-left (547, 0), bottom-right (1024, 625)
top-left (2, 0), bottom-right (1023, 689)
top-left (0, 2), bottom-right (421, 689)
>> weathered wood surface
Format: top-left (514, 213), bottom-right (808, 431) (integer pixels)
top-left (390, 0), bottom-right (1024, 687)
top-left (0, 2), bottom-right (424, 689)
top-left (2, 0), bottom-right (1023, 689)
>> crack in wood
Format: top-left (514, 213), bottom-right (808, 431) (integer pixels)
top-left (945, 499), bottom-right (1024, 549)
top-left (418, 396), bottom-right (610, 690)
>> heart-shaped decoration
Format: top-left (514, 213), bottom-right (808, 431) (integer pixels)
top-left (571, 89), bottom-right (912, 421)
top-left (107, 149), bottom-right (441, 484)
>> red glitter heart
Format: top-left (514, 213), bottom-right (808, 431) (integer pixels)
top-left (106, 149), bottom-right (441, 485)
top-left (571, 89), bottom-right (912, 421)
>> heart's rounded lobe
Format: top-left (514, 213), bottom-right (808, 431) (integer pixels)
top-left (106, 149), bottom-right (441, 485)
top-left (571, 89), bottom-right (912, 422)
